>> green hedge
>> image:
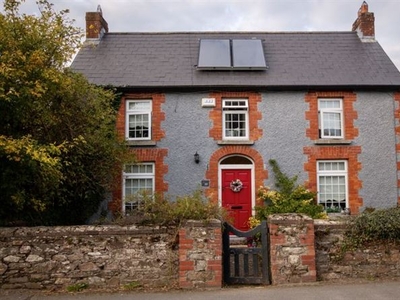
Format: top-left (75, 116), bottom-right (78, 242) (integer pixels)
top-left (345, 207), bottom-right (400, 244)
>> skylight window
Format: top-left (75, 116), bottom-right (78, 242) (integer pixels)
top-left (197, 39), bottom-right (267, 70)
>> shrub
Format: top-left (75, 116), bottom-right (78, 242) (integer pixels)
top-left (256, 185), bottom-right (326, 220)
top-left (125, 190), bottom-right (228, 226)
top-left (255, 159), bottom-right (326, 220)
top-left (345, 207), bottom-right (400, 245)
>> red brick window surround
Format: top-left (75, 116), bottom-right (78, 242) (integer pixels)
top-left (305, 91), bottom-right (358, 141)
top-left (394, 92), bottom-right (400, 205)
top-left (303, 146), bottom-right (362, 214)
top-left (304, 91), bottom-right (362, 214)
top-left (110, 148), bottom-right (168, 214)
top-left (116, 93), bottom-right (165, 142)
top-left (209, 92), bottom-right (262, 142)
top-left (205, 146), bottom-right (268, 204)
top-left (111, 93), bottom-right (166, 214)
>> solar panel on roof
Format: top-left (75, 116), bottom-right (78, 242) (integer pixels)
top-left (197, 39), bottom-right (267, 70)
top-left (232, 39), bottom-right (267, 69)
top-left (198, 39), bottom-right (231, 69)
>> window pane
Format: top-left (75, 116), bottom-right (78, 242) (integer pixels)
top-left (128, 101), bottom-right (151, 111)
top-left (318, 161), bottom-right (346, 172)
top-left (319, 99), bottom-right (342, 139)
top-left (129, 114), bottom-right (149, 138)
top-left (124, 163), bottom-right (154, 175)
top-left (225, 113), bottom-right (246, 137)
top-left (145, 164), bottom-right (153, 173)
top-left (318, 175), bottom-right (346, 209)
top-left (319, 100), bottom-right (340, 109)
top-left (126, 101), bottom-right (151, 140)
top-left (223, 99), bottom-right (248, 109)
top-left (125, 179), bottom-right (136, 195)
top-left (124, 178), bottom-right (154, 211)
top-left (223, 99), bottom-right (248, 139)
top-left (322, 112), bottom-right (341, 137)
top-left (132, 179), bottom-right (139, 189)
top-left (123, 163), bottom-right (155, 213)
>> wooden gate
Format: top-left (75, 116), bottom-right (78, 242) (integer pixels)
top-left (222, 220), bottom-right (270, 285)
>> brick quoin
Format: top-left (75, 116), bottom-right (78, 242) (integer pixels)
top-left (303, 146), bottom-right (363, 214)
top-left (394, 92), bottom-right (400, 205)
top-left (205, 146), bottom-right (268, 204)
top-left (209, 92), bottom-right (263, 141)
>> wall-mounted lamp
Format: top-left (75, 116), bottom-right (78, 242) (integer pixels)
top-left (194, 151), bottom-right (200, 164)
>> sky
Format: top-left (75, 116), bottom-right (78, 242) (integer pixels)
top-left (3, 0), bottom-right (400, 70)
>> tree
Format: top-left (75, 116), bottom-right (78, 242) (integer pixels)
top-left (0, 0), bottom-right (128, 225)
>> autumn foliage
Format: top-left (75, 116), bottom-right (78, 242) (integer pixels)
top-left (0, 0), bottom-right (128, 225)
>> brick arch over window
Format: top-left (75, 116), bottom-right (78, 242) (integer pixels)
top-left (110, 148), bottom-right (168, 214)
top-left (205, 146), bottom-right (268, 204)
top-left (303, 146), bottom-right (362, 214)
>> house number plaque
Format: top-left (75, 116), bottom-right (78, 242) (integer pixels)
top-left (201, 98), bottom-right (216, 107)
top-left (201, 180), bottom-right (210, 187)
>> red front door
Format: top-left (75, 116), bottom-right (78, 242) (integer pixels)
top-left (221, 169), bottom-right (252, 231)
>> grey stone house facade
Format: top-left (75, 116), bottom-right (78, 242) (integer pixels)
top-left (72, 2), bottom-right (400, 230)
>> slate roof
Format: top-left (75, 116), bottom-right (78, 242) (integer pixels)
top-left (71, 31), bottom-right (400, 90)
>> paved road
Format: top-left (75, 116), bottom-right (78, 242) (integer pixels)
top-left (1, 280), bottom-right (400, 300)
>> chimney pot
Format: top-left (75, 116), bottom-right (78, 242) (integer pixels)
top-left (352, 1), bottom-right (375, 41)
top-left (359, 1), bottom-right (368, 15)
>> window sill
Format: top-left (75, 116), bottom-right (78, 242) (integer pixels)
top-left (126, 140), bottom-right (157, 147)
top-left (314, 139), bottom-right (352, 145)
top-left (217, 140), bottom-right (254, 145)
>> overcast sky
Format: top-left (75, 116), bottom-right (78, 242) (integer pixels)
top-left (4, 0), bottom-right (400, 70)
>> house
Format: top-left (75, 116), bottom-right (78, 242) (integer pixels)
top-left (72, 2), bottom-right (400, 230)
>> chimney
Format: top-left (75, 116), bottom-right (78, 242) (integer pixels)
top-left (352, 1), bottom-right (375, 41)
top-left (85, 5), bottom-right (108, 41)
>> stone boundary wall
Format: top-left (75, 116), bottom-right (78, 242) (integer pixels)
top-left (268, 214), bottom-right (317, 285)
top-left (0, 225), bottom-right (179, 290)
top-left (1, 216), bottom-right (399, 290)
top-left (314, 219), bottom-right (400, 281)
top-left (178, 220), bottom-right (222, 288)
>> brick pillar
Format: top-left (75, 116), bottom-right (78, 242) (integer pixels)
top-left (268, 214), bottom-right (317, 285)
top-left (178, 220), bottom-right (222, 289)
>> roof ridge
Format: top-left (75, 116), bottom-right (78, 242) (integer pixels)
top-left (104, 31), bottom-right (356, 35)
